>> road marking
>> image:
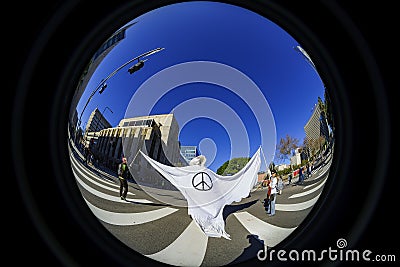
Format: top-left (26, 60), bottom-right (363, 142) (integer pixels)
top-left (72, 169), bottom-right (151, 203)
top-left (70, 152), bottom-right (119, 183)
top-left (234, 212), bottom-right (296, 247)
top-left (289, 179), bottom-right (326, 199)
top-left (84, 198), bottom-right (178, 225)
top-left (145, 220), bottom-right (208, 267)
top-left (310, 160), bottom-right (332, 181)
top-left (276, 193), bottom-right (321, 211)
top-left (303, 176), bottom-right (327, 190)
top-left (70, 157), bottom-right (135, 197)
top-left (70, 152), bottom-right (120, 188)
top-left (305, 170), bottom-right (326, 184)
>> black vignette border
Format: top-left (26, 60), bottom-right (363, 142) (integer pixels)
top-left (9, 0), bottom-right (396, 266)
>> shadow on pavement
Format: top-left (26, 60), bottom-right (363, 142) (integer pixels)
top-left (223, 199), bottom-right (258, 221)
top-left (228, 234), bottom-right (264, 265)
top-left (124, 199), bottom-right (172, 207)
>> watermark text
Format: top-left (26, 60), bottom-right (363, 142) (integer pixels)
top-left (257, 238), bottom-right (396, 263)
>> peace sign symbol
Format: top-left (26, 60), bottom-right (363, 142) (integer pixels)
top-left (192, 172), bottom-right (213, 191)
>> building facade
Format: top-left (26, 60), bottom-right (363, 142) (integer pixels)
top-left (69, 22), bottom-right (136, 143)
top-left (84, 108), bottom-right (112, 142)
top-left (304, 103), bottom-right (329, 158)
top-left (180, 146), bottom-right (199, 163)
top-left (88, 113), bottom-right (187, 189)
top-left (290, 148), bottom-right (302, 166)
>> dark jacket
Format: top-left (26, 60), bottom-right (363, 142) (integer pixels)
top-left (118, 162), bottom-right (129, 179)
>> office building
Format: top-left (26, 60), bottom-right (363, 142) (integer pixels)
top-left (304, 103), bottom-right (329, 157)
top-left (180, 146), bottom-right (199, 163)
top-left (88, 114), bottom-right (187, 189)
top-left (84, 108), bottom-right (112, 142)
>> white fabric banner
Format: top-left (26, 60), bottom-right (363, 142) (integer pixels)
top-left (139, 147), bottom-right (261, 239)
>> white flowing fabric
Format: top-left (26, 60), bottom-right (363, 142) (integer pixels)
top-left (139, 147), bottom-right (261, 239)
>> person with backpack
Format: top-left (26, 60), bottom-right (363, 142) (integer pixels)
top-left (118, 157), bottom-right (129, 200)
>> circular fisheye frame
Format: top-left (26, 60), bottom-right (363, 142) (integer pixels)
top-left (68, 1), bottom-right (334, 266)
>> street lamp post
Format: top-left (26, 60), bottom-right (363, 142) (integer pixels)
top-left (75, 47), bottom-right (165, 143)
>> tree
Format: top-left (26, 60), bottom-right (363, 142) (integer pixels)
top-left (303, 136), bottom-right (325, 159)
top-left (276, 134), bottom-right (299, 163)
top-left (319, 94), bottom-right (334, 139)
top-left (324, 88), bottom-right (335, 133)
top-left (216, 160), bottom-right (229, 175)
top-left (302, 136), bottom-right (314, 160)
top-left (316, 136), bottom-right (326, 156)
top-left (216, 157), bottom-right (250, 175)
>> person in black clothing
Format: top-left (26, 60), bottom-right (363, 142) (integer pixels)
top-left (298, 166), bottom-right (305, 185)
top-left (118, 157), bottom-right (129, 200)
top-left (306, 163), bottom-right (312, 179)
top-left (84, 145), bottom-right (90, 165)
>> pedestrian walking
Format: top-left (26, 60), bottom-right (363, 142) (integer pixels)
top-left (307, 163), bottom-right (312, 179)
top-left (118, 157), bottom-right (129, 200)
top-left (277, 175), bottom-right (284, 195)
top-left (83, 144), bottom-right (91, 165)
top-left (288, 172), bottom-right (292, 184)
top-left (298, 166), bottom-right (304, 185)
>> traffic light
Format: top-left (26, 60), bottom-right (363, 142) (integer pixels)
top-left (128, 60), bottom-right (145, 74)
top-left (98, 83), bottom-right (107, 94)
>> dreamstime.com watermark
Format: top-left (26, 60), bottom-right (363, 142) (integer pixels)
top-left (257, 238), bottom-right (397, 263)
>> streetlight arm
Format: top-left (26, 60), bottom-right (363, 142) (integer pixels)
top-left (78, 86), bottom-right (99, 128)
top-left (77, 47), bottom-right (164, 128)
top-left (103, 47), bottom-right (164, 82)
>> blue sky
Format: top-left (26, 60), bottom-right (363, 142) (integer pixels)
top-left (75, 1), bottom-right (325, 172)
